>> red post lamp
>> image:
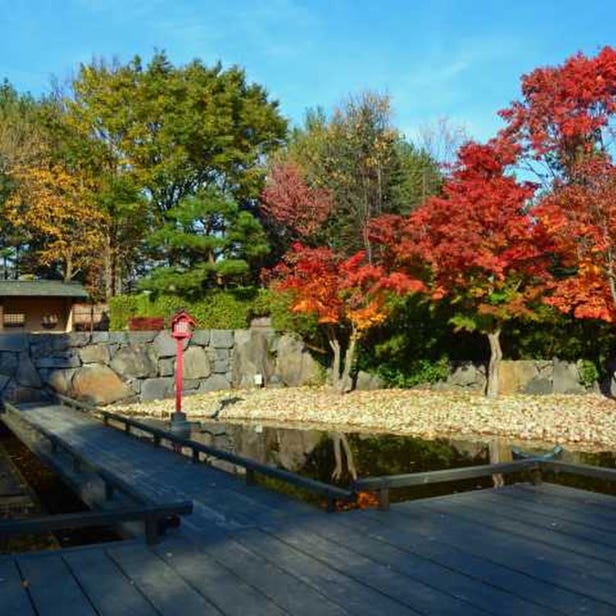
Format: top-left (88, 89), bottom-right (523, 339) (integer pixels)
top-left (170, 309), bottom-right (196, 430)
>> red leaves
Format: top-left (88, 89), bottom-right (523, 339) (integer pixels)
top-left (536, 159), bottom-right (616, 322)
top-left (269, 243), bottom-right (412, 334)
top-left (260, 162), bottom-right (333, 241)
top-left (499, 46), bottom-right (616, 175)
top-left (370, 139), bottom-right (546, 327)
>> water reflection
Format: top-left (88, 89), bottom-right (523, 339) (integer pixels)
top-left (188, 420), bottom-right (616, 502)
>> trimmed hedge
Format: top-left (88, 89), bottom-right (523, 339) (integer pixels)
top-left (109, 288), bottom-right (319, 337)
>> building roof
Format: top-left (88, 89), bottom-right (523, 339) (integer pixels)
top-left (0, 280), bottom-right (89, 299)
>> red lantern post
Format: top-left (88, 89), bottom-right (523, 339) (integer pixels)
top-left (170, 310), bottom-right (196, 429)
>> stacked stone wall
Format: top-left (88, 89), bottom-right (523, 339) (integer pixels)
top-left (0, 329), bottom-right (323, 405)
top-left (0, 329), bottom-right (603, 404)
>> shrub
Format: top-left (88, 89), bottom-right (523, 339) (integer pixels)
top-left (128, 316), bottom-right (165, 331)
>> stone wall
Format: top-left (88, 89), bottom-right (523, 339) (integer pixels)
top-left (0, 329), bottom-right (323, 405)
top-left (0, 328), bottom-right (603, 404)
top-left (435, 359), bottom-right (594, 395)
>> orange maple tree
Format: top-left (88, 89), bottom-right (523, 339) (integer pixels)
top-left (269, 243), bottom-right (420, 392)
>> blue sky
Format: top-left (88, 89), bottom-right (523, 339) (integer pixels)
top-left (1, 1), bottom-right (614, 142)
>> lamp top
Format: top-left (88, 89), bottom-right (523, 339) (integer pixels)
top-left (171, 309), bottom-right (196, 327)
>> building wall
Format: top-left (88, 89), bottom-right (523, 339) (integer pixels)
top-left (0, 297), bottom-right (73, 333)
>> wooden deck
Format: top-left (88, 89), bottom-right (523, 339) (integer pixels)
top-left (2, 403), bottom-right (616, 615)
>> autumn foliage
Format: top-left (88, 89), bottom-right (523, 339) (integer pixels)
top-left (6, 160), bottom-right (106, 282)
top-left (499, 46), bottom-right (616, 178)
top-left (260, 162), bottom-right (333, 241)
top-left (371, 140), bottom-right (546, 397)
top-left (269, 243), bottom-right (416, 392)
top-left (537, 159), bottom-right (616, 322)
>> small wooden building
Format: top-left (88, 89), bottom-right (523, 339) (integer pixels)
top-left (0, 280), bottom-right (89, 333)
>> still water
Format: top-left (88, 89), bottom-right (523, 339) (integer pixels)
top-left (182, 419), bottom-right (616, 503)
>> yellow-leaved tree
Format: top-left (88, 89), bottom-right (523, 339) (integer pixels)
top-left (7, 159), bottom-right (107, 282)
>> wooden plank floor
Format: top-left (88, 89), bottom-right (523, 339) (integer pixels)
top-left (2, 403), bottom-right (616, 615)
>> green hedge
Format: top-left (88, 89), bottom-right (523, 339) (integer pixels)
top-left (109, 287), bottom-right (319, 336)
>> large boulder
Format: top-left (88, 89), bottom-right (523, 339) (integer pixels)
top-left (273, 334), bottom-right (323, 387)
top-left (210, 329), bottom-right (234, 349)
top-left (499, 360), bottom-right (542, 395)
top-left (198, 374), bottom-right (231, 393)
top-left (71, 365), bottom-right (133, 405)
top-left (354, 370), bottom-right (385, 391)
top-left (152, 331), bottom-right (186, 358)
top-left (552, 359), bottom-right (585, 394)
top-left (182, 346), bottom-right (211, 380)
top-left (79, 344), bottom-right (110, 365)
top-left (110, 345), bottom-right (156, 379)
top-left (444, 362), bottom-right (486, 391)
top-left (232, 329), bottom-right (275, 388)
top-left (140, 377), bottom-right (175, 401)
top-left (41, 368), bottom-right (75, 396)
top-left (16, 352), bottom-right (42, 388)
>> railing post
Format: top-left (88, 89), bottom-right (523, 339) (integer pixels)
top-left (192, 448), bottom-right (199, 464)
top-left (530, 462), bottom-right (543, 485)
top-left (245, 468), bottom-right (256, 486)
top-left (124, 422), bottom-right (130, 435)
top-left (153, 435), bottom-right (161, 447)
top-left (73, 456), bottom-right (82, 473)
top-left (377, 482), bottom-right (390, 512)
top-left (145, 514), bottom-right (159, 545)
top-left (103, 414), bottom-right (109, 426)
top-left (326, 497), bottom-right (337, 513)
top-left (105, 482), bottom-right (114, 501)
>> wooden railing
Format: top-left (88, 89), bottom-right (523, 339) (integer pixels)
top-left (1, 400), bottom-right (193, 544)
top-left (55, 394), bottom-right (356, 512)
top-left (353, 459), bottom-right (542, 510)
top-left (0, 501), bottom-right (192, 546)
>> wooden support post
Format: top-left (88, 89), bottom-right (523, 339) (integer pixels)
top-left (124, 423), bottom-right (130, 434)
top-left (192, 448), bottom-right (199, 464)
top-left (326, 498), bottom-right (336, 513)
top-left (105, 482), bottom-right (114, 501)
top-left (103, 414), bottom-right (109, 426)
top-left (144, 514), bottom-right (159, 545)
top-left (245, 468), bottom-right (256, 486)
top-left (377, 486), bottom-right (390, 512)
top-left (153, 435), bottom-right (161, 447)
top-left (530, 465), bottom-right (543, 485)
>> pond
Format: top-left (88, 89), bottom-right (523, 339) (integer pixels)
top-left (177, 418), bottom-right (616, 504)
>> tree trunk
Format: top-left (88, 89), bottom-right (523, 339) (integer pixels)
top-left (326, 327), bottom-right (342, 391)
top-left (486, 328), bottom-right (502, 399)
top-left (338, 331), bottom-right (358, 393)
top-left (64, 252), bottom-right (73, 282)
top-left (104, 233), bottom-right (113, 300)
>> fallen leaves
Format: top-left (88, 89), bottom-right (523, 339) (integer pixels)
top-left (115, 387), bottom-right (616, 452)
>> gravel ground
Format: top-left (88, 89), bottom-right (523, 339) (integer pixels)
top-left (115, 387), bottom-right (616, 451)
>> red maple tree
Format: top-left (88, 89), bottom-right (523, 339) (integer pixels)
top-left (536, 158), bottom-right (616, 322)
top-left (500, 46), bottom-right (616, 327)
top-left (499, 46), bottom-right (616, 181)
top-left (260, 161), bottom-right (333, 242)
top-left (375, 140), bottom-right (545, 397)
